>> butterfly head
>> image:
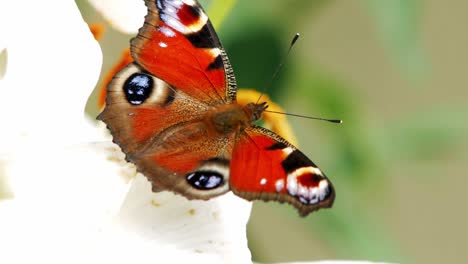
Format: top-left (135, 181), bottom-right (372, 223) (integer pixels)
top-left (243, 102), bottom-right (268, 123)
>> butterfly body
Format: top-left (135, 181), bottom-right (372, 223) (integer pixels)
top-left (98, 0), bottom-right (335, 216)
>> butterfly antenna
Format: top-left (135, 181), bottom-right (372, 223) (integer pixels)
top-left (256, 33), bottom-right (300, 105)
top-left (264, 110), bottom-right (343, 124)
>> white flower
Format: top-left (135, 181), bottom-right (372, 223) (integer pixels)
top-left (0, 1), bottom-right (252, 263)
top-left (86, 0), bottom-right (146, 33)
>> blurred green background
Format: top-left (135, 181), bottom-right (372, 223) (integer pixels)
top-left (79, 0), bottom-right (468, 263)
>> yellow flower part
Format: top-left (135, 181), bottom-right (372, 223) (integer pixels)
top-left (237, 89), bottom-right (298, 146)
top-left (89, 23), bottom-right (105, 41)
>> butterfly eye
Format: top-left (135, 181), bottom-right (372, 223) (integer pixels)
top-left (186, 171), bottom-right (224, 190)
top-left (124, 73), bottom-right (154, 105)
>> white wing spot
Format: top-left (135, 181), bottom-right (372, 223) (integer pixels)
top-left (208, 48), bottom-right (221, 58)
top-left (294, 167), bottom-right (322, 177)
top-left (260, 178), bottom-right (267, 185)
top-left (286, 176), bottom-right (298, 196)
top-left (184, 0), bottom-right (197, 6)
top-left (282, 147), bottom-right (294, 156)
top-left (159, 2), bottom-right (208, 34)
top-left (158, 26), bottom-right (176, 37)
top-left (275, 179), bottom-right (284, 192)
top-left (318, 180), bottom-right (329, 201)
top-left (309, 187), bottom-right (319, 204)
top-left (161, 13), bottom-right (187, 33)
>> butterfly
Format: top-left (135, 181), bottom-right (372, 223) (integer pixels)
top-left (98, 0), bottom-right (335, 216)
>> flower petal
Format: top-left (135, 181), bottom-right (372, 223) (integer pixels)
top-left (86, 0), bottom-right (146, 34)
top-left (1, 143), bottom-right (252, 263)
top-left (0, 142), bottom-right (133, 263)
top-left (113, 174), bottom-right (253, 263)
top-left (0, 0), bottom-right (103, 154)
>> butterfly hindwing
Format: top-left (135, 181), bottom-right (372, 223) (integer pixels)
top-left (131, 0), bottom-right (237, 104)
top-left (132, 119), bottom-right (236, 199)
top-left (230, 126), bottom-right (335, 216)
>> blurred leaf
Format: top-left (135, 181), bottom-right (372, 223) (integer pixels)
top-left (204, 0), bottom-right (237, 30)
top-left (223, 25), bottom-right (285, 101)
top-left (219, 2), bottom-right (412, 260)
top-left (365, 0), bottom-right (428, 78)
top-left (294, 67), bottom-right (379, 185)
top-left (288, 65), bottom-right (407, 260)
top-left (314, 208), bottom-right (406, 262)
top-left (381, 106), bottom-right (468, 161)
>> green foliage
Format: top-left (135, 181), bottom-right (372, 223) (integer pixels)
top-left (366, 0), bottom-right (428, 78)
top-left (202, 0), bottom-right (237, 29)
top-left (208, 0), bottom-right (460, 263)
top-left (382, 106), bottom-right (468, 161)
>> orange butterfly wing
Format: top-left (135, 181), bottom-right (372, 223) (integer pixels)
top-left (230, 126), bottom-right (335, 216)
top-left (131, 0), bottom-right (236, 104)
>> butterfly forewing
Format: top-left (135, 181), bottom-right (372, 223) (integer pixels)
top-left (131, 0), bottom-right (237, 104)
top-left (98, 63), bottom-right (208, 155)
top-left (230, 126), bottom-right (335, 216)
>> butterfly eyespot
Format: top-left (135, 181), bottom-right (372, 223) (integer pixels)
top-left (186, 171), bottom-right (224, 190)
top-left (124, 73), bottom-right (154, 105)
top-left (287, 167), bottom-right (331, 205)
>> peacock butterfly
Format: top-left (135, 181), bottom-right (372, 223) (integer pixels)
top-left (98, 0), bottom-right (335, 216)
